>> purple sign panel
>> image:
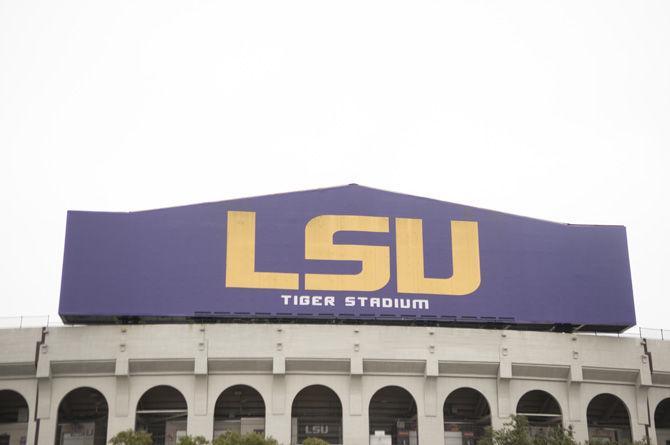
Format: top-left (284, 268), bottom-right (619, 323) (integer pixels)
top-left (59, 185), bottom-right (636, 331)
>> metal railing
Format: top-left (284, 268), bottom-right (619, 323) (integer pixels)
top-left (623, 327), bottom-right (670, 341)
top-left (576, 327), bottom-right (670, 340)
top-left (0, 315), bottom-right (668, 340)
top-left (0, 315), bottom-right (65, 329)
top-left (640, 327), bottom-right (670, 340)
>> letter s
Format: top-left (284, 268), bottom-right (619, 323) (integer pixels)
top-left (304, 215), bottom-right (390, 292)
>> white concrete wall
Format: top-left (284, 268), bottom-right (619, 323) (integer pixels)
top-left (0, 327), bottom-right (42, 445)
top-left (0, 324), bottom-right (668, 445)
top-left (647, 339), bottom-right (670, 445)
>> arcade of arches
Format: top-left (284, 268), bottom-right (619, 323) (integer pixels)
top-left (3, 385), bottom-right (669, 445)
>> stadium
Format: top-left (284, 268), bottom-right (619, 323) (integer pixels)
top-left (1, 185), bottom-right (669, 445)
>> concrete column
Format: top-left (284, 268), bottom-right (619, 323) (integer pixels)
top-left (649, 403), bottom-right (659, 445)
top-left (350, 360), bottom-right (363, 417)
top-left (115, 375), bottom-right (129, 418)
top-left (347, 372), bottom-right (368, 445)
top-left (496, 359), bottom-right (512, 428)
top-left (424, 360), bottom-right (438, 418)
top-left (188, 375), bottom-right (212, 440)
top-left (567, 363), bottom-right (587, 443)
top-left (188, 413), bottom-right (213, 441)
top-left (567, 364), bottom-right (583, 421)
top-left (423, 379), bottom-right (437, 418)
top-left (649, 412), bottom-right (659, 445)
top-left (633, 357), bottom-right (653, 443)
top-left (35, 377), bottom-right (52, 445)
top-left (266, 413), bottom-right (291, 445)
top-left (567, 390), bottom-right (588, 442)
top-left (418, 364), bottom-right (443, 445)
top-left (636, 386), bottom-right (650, 426)
top-left (569, 416), bottom-right (589, 444)
top-left (343, 408), bottom-right (367, 445)
top-left (194, 339), bottom-right (208, 416)
top-left (108, 348), bottom-right (132, 440)
top-left (35, 344), bottom-right (51, 422)
top-left (272, 374), bottom-right (286, 415)
top-left (26, 417), bottom-right (37, 445)
top-left (114, 352), bottom-right (130, 416)
top-left (194, 374), bottom-right (208, 417)
top-left (266, 361), bottom-right (291, 445)
top-left (418, 412), bottom-right (443, 445)
top-left (631, 421), bottom-right (648, 443)
top-left (107, 413), bottom-right (135, 440)
top-left (36, 417), bottom-right (56, 445)
top-left (567, 382), bottom-right (588, 444)
top-left (491, 414), bottom-right (508, 431)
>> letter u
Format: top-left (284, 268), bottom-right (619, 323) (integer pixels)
top-left (395, 219), bottom-right (480, 295)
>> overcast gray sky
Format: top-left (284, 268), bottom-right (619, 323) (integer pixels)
top-left (1, 1), bottom-right (668, 328)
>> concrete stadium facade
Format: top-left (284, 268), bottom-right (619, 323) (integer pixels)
top-left (2, 323), bottom-right (670, 445)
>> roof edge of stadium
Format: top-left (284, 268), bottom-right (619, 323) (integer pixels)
top-left (64, 183), bottom-right (627, 229)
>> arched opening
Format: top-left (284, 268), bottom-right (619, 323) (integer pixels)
top-left (0, 390), bottom-right (29, 445)
top-left (291, 385), bottom-right (342, 445)
top-left (587, 393), bottom-right (632, 443)
top-left (515, 390), bottom-right (562, 436)
top-left (213, 385), bottom-right (265, 439)
top-left (136, 386), bottom-right (188, 445)
top-left (654, 398), bottom-right (670, 445)
top-left (369, 386), bottom-right (418, 445)
top-left (56, 387), bottom-right (108, 445)
top-left (443, 388), bottom-right (491, 445)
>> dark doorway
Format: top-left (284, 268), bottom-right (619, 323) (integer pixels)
top-left (291, 385), bottom-right (342, 445)
top-left (56, 387), bottom-right (108, 445)
top-left (516, 390), bottom-right (562, 437)
top-left (136, 386), bottom-right (188, 445)
top-left (587, 393), bottom-right (632, 443)
top-left (655, 399), bottom-right (670, 445)
top-left (369, 386), bottom-right (418, 445)
top-left (213, 385), bottom-right (265, 439)
top-left (0, 390), bottom-right (29, 445)
top-left (444, 388), bottom-right (491, 445)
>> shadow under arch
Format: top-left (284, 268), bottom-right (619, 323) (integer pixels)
top-left (515, 389), bottom-right (563, 438)
top-left (369, 385), bottom-right (418, 445)
top-left (291, 384), bottom-right (342, 445)
top-left (0, 389), bottom-right (30, 445)
top-left (213, 384), bottom-right (266, 439)
top-left (444, 387), bottom-right (491, 445)
top-left (586, 393), bottom-right (632, 443)
top-left (56, 387), bottom-right (109, 445)
top-left (655, 398), bottom-right (670, 445)
top-left (136, 385), bottom-right (188, 445)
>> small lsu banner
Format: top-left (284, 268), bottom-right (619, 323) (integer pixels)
top-left (58, 185), bottom-right (636, 331)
